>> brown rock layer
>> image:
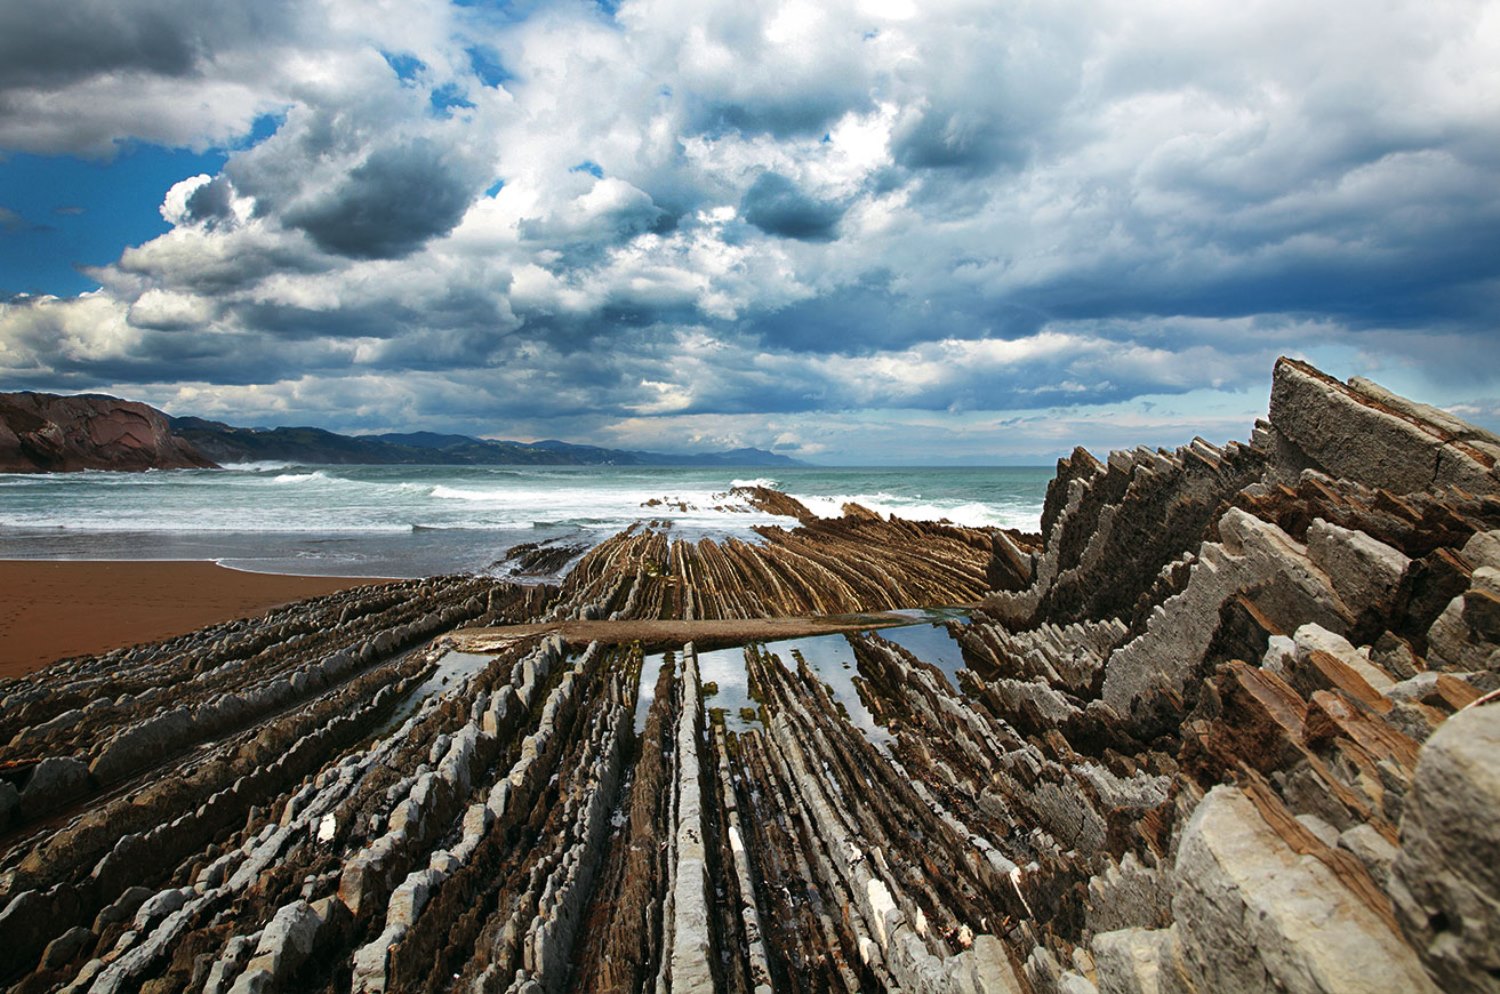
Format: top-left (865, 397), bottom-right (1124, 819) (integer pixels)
top-left (555, 505), bottom-right (994, 622)
top-left (0, 392), bottom-right (216, 473)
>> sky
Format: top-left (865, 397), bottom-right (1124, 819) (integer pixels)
top-left (0, 0), bottom-right (1497, 465)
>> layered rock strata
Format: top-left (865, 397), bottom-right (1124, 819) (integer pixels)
top-left (554, 504), bottom-right (995, 621)
top-left (1, 357), bottom-right (1498, 994)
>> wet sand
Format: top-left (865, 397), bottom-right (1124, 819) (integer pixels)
top-left (0, 561), bottom-right (392, 678)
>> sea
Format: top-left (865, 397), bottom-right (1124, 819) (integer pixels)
top-left (0, 464), bottom-right (1052, 579)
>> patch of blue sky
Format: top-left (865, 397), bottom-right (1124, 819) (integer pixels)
top-left (1, 145), bottom-right (223, 296)
top-left (0, 113), bottom-right (285, 297)
top-left (382, 51), bottom-right (427, 82)
top-left (431, 83), bottom-right (476, 115)
top-left (466, 45), bottom-right (511, 88)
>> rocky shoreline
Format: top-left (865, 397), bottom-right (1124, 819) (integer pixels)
top-left (1, 357), bottom-right (1498, 993)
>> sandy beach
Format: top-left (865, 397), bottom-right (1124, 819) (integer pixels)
top-left (0, 561), bottom-right (391, 678)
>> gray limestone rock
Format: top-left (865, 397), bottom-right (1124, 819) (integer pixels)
top-left (1269, 359), bottom-right (1500, 495)
top-left (1090, 927), bottom-right (1178, 994)
top-left (1292, 623), bottom-right (1394, 691)
top-left (20, 756), bottom-right (90, 814)
top-left (1305, 519), bottom-right (1409, 618)
top-left (231, 899), bottom-right (324, 991)
top-left (1336, 824), bottom-right (1397, 889)
top-left (1102, 509), bottom-right (1350, 716)
top-left (1172, 785), bottom-right (1439, 994)
top-left (93, 886), bottom-right (153, 931)
top-left (89, 707), bottom-right (195, 783)
top-left (1428, 568), bottom-right (1500, 672)
top-left (1389, 703), bottom-right (1500, 992)
top-left (1087, 853), bottom-right (1173, 934)
top-left (1385, 671), bottom-right (1441, 704)
top-left (1464, 530), bottom-right (1500, 571)
top-left (132, 886), bottom-right (192, 931)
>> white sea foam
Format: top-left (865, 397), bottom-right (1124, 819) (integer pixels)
top-left (431, 485), bottom-right (504, 501)
top-left (221, 461), bottom-right (296, 472)
top-left (730, 477), bottom-right (779, 489)
top-left (790, 492), bottom-right (1037, 530)
top-left (1, 466), bottom-right (1048, 571)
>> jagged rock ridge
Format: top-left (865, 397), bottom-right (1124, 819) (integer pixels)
top-left (1, 357), bottom-right (1498, 994)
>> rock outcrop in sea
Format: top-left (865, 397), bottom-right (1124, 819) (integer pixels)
top-left (1, 357), bottom-right (1498, 993)
top-left (0, 393), bottom-right (216, 474)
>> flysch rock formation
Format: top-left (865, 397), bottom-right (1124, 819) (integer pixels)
top-left (0, 393), bottom-right (216, 474)
top-left (1, 356), bottom-right (1498, 994)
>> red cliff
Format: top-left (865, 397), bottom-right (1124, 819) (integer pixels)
top-left (0, 392), bottom-right (217, 473)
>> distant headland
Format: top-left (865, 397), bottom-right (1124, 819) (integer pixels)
top-left (0, 391), bottom-right (805, 473)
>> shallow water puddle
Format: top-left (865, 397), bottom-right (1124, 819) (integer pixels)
top-left (690, 645), bottom-right (758, 733)
top-left (877, 608), bottom-right (972, 687)
top-left (638, 613), bottom-right (972, 746)
top-left (382, 649), bottom-right (498, 731)
top-left (693, 633), bottom-right (891, 743)
top-left (634, 652), bottom-right (673, 735)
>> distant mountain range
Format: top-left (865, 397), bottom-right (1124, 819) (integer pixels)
top-left (0, 390), bottom-right (807, 473)
top-left (167, 417), bottom-right (806, 468)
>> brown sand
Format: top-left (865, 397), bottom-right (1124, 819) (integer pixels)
top-left (0, 561), bottom-right (392, 678)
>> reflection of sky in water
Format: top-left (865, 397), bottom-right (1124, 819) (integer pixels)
top-left (637, 616), bottom-right (971, 746)
top-left (877, 620), bottom-right (969, 688)
top-left (690, 644), bottom-right (765, 735)
top-left (682, 633), bottom-right (893, 742)
top-left (381, 649), bottom-right (497, 732)
top-left (635, 653), bottom-right (673, 734)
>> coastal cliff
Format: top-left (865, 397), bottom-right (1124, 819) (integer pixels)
top-left (0, 392), bottom-right (216, 474)
top-left (1, 357), bottom-right (1498, 994)
top-left (0, 391), bottom-right (801, 473)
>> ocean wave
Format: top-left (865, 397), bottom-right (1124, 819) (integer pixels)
top-left (221, 461), bottom-right (298, 473)
top-left (790, 493), bottom-right (1039, 530)
top-left (410, 519), bottom-right (538, 531)
top-left (431, 485), bottom-right (507, 501)
top-left (730, 477), bottom-right (779, 489)
top-left (4, 469), bottom-right (1047, 551)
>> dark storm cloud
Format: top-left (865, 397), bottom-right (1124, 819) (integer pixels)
top-left (284, 140), bottom-right (477, 259)
top-left (3, 0), bottom-right (1499, 459)
top-left (739, 172), bottom-right (842, 242)
top-left (235, 287), bottom-right (514, 347)
top-left (0, 0), bottom-right (302, 87)
top-left (890, 107), bottom-right (1028, 174)
top-left (112, 232), bottom-right (331, 296)
top-left (744, 279), bottom-right (1048, 355)
top-left (518, 185), bottom-right (666, 259)
top-left (983, 154), bottom-right (1500, 335)
top-left (697, 96), bottom-right (858, 140)
top-left (184, 177), bottom-right (237, 225)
